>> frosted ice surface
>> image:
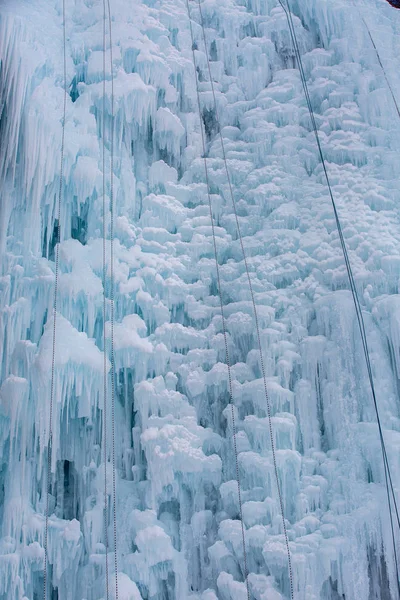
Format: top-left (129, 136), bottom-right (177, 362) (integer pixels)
top-left (1, 0), bottom-right (400, 598)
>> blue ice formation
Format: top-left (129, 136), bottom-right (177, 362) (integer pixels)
top-left (1, 0), bottom-right (400, 598)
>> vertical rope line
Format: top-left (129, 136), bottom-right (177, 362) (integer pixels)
top-left (279, 0), bottom-right (400, 593)
top-left (106, 1), bottom-right (119, 597)
top-left (363, 24), bottom-right (400, 120)
top-left (185, 2), bottom-right (250, 596)
top-left (102, 1), bottom-right (110, 598)
top-left (350, 0), bottom-right (400, 120)
top-left (194, 1), bottom-right (295, 597)
top-left (43, 2), bottom-right (66, 598)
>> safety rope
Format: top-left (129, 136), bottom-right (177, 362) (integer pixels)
top-left (106, 0), bottom-right (119, 596)
top-left (102, 1), bottom-right (110, 597)
top-left (352, 1), bottom-right (400, 121)
top-left (185, 1), bottom-right (250, 597)
top-left (191, 0), bottom-right (295, 597)
top-left (278, 0), bottom-right (400, 594)
top-left (364, 26), bottom-right (400, 120)
top-left (42, 2), bottom-right (66, 599)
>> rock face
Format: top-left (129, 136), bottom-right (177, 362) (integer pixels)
top-left (0, 0), bottom-right (400, 598)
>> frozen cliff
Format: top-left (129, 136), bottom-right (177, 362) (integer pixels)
top-left (0, 0), bottom-right (400, 598)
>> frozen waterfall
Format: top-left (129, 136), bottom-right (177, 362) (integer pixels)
top-left (1, 0), bottom-right (400, 598)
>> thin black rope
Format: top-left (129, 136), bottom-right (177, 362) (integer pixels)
top-left (185, 1), bottom-right (250, 597)
top-left (102, 1), bottom-right (110, 598)
top-left (193, 0), bottom-right (295, 597)
top-left (364, 26), bottom-right (400, 120)
top-left (279, 0), bottom-right (400, 593)
top-left (106, 0), bottom-right (119, 597)
top-left (43, 2), bottom-right (66, 599)
top-left (352, 0), bottom-right (400, 120)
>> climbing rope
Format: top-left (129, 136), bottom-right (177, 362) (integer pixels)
top-left (102, 1), bottom-right (110, 597)
top-left (278, 0), bottom-right (400, 593)
top-left (364, 26), bottom-right (400, 120)
top-left (185, 1), bottom-right (251, 597)
top-left (352, 0), bottom-right (400, 121)
top-left (43, 1), bottom-right (66, 599)
top-left (102, 1), bottom-right (118, 597)
top-left (188, 0), bottom-right (295, 597)
top-left (106, 0), bottom-right (119, 596)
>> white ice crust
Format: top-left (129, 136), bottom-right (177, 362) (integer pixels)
top-left (1, 0), bottom-right (400, 598)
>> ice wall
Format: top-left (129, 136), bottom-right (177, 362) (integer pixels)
top-left (1, 0), bottom-right (400, 598)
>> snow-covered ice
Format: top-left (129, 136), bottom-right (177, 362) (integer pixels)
top-left (1, 0), bottom-right (400, 598)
